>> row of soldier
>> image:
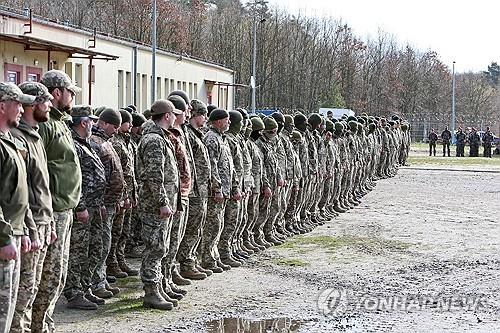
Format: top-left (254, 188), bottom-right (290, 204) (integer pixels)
top-left (428, 126), bottom-right (495, 157)
top-left (0, 69), bottom-right (411, 332)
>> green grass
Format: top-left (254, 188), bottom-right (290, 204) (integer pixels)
top-left (276, 235), bottom-right (411, 255)
top-left (274, 258), bottom-right (310, 267)
top-left (408, 155), bottom-right (500, 167)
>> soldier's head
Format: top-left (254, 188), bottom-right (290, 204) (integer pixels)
top-left (168, 90), bottom-right (191, 118)
top-left (98, 108), bottom-right (122, 137)
top-left (119, 109), bottom-right (132, 133)
top-left (228, 110), bottom-right (243, 134)
top-left (150, 99), bottom-right (180, 129)
top-left (236, 108), bottom-right (249, 134)
top-left (0, 82), bottom-right (35, 130)
top-left (270, 111), bottom-right (284, 134)
top-left (250, 116), bottom-right (264, 140)
top-left (131, 112), bottom-right (147, 136)
top-left (486, 126), bottom-right (490, 132)
top-left (431, 128), bottom-right (435, 133)
top-left (284, 114), bottom-right (294, 132)
top-left (294, 113), bottom-right (307, 132)
top-left (190, 99), bottom-right (208, 129)
top-left (168, 95), bottom-right (188, 127)
top-left (291, 130), bottom-right (302, 145)
top-left (18, 82), bottom-right (53, 124)
top-left (209, 108), bottom-right (230, 132)
top-left (458, 127), bottom-right (462, 132)
top-left (244, 118), bottom-right (252, 139)
top-left (71, 106), bottom-right (98, 138)
top-left (308, 113), bottom-right (322, 131)
top-left (40, 70), bottom-right (80, 114)
top-left (262, 116), bottom-right (278, 141)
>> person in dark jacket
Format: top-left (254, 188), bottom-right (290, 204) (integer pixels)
top-left (428, 128), bottom-right (438, 156)
top-left (468, 128), bottom-right (480, 157)
top-left (482, 126), bottom-right (494, 158)
top-left (441, 126), bottom-right (451, 157)
top-left (455, 127), bottom-right (466, 157)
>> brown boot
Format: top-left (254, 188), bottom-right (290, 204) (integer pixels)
top-left (172, 266), bottom-right (191, 286)
top-left (158, 282), bottom-right (179, 307)
top-left (143, 283), bottom-right (173, 310)
top-left (119, 261), bottom-right (139, 276)
top-left (195, 264), bottom-right (213, 277)
top-left (93, 287), bottom-right (113, 299)
top-left (106, 263), bottom-right (128, 278)
top-left (180, 266), bottom-right (207, 280)
top-left (66, 293), bottom-right (98, 310)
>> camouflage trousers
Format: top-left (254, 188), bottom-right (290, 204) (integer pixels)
top-left (233, 192), bottom-right (250, 247)
top-left (243, 192), bottom-right (259, 243)
top-left (63, 207), bottom-right (103, 301)
top-left (0, 236), bottom-right (21, 333)
top-left (309, 175), bottom-right (324, 218)
top-left (253, 193), bottom-right (271, 241)
top-left (126, 209), bottom-right (142, 252)
top-left (32, 210), bottom-right (72, 333)
top-left (331, 166), bottom-right (343, 206)
top-left (11, 225), bottom-right (50, 333)
top-left (106, 206), bottom-right (126, 267)
top-left (318, 175), bottom-right (333, 213)
top-left (177, 197), bottom-right (207, 270)
top-left (285, 182), bottom-right (301, 226)
top-left (116, 207), bottom-right (133, 265)
top-left (299, 176), bottom-right (313, 220)
top-left (162, 198), bottom-right (189, 279)
top-left (139, 213), bottom-right (171, 284)
top-left (275, 183), bottom-right (292, 231)
top-left (218, 199), bottom-right (241, 258)
top-left (91, 206), bottom-right (116, 290)
top-left (264, 186), bottom-right (283, 236)
top-left (200, 198), bottom-right (227, 267)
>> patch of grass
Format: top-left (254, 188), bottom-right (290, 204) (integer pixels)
top-left (274, 258), bottom-right (309, 267)
top-left (408, 155), bottom-right (500, 167)
top-left (277, 235), bottom-right (411, 255)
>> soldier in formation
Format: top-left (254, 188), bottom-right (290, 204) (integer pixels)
top-left (0, 73), bottom-right (412, 332)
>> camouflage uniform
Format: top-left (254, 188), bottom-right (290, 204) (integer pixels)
top-left (483, 130), bottom-right (494, 158)
top-left (10, 112), bottom-right (53, 333)
top-left (89, 126), bottom-right (124, 290)
top-left (468, 131), bottom-right (480, 157)
top-left (108, 131), bottom-right (137, 271)
top-left (161, 128), bottom-right (191, 282)
top-left (0, 83), bottom-right (34, 332)
top-left (177, 123), bottom-right (211, 271)
top-left (127, 130), bottom-right (142, 252)
top-left (137, 121), bottom-right (180, 285)
top-left (32, 104), bottom-right (81, 333)
top-left (456, 130), bottom-right (466, 157)
top-left (64, 127), bottom-right (106, 301)
top-left (200, 126), bottom-right (234, 268)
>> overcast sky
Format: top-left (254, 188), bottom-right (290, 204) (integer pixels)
top-left (268, 0), bottom-right (499, 73)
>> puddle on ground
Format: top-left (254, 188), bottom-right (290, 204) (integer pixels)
top-left (205, 317), bottom-right (304, 333)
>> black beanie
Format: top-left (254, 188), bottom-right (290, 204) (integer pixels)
top-left (209, 108), bottom-right (229, 122)
top-left (167, 95), bottom-right (187, 112)
top-left (119, 109), bottom-right (132, 124)
top-left (207, 104), bottom-right (218, 116)
top-left (168, 90), bottom-right (189, 105)
top-left (132, 113), bottom-right (147, 127)
top-left (99, 108), bottom-right (122, 127)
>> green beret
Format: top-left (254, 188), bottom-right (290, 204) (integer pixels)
top-left (93, 106), bottom-right (106, 117)
top-left (334, 122), bottom-right (343, 132)
top-left (209, 108), bottom-right (229, 122)
top-left (308, 113), bottom-right (322, 127)
top-left (294, 113), bottom-right (307, 127)
top-left (271, 111), bottom-right (284, 124)
top-left (168, 95), bottom-right (187, 112)
top-left (250, 117), bottom-right (265, 131)
top-left (263, 116), bottom-right (278, 130)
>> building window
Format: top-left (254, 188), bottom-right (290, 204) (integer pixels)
top-left (177, 80), bottom-right (182, 90)
top-left (188, 82), bottom-right (193, 99)
top-left (118, 70), bottom-right (124, 108)
top-left (4, 63), bottom-right (23, 84)
top-left (170, 79), bottom-right (175, 93)
top-left (164, 78), bottom-right (169, 98)
top-left (193, 83), bottom-right (198, 99)
top-left (125, 72), bottom-right (132, 105)
top-left (156, 77), bottom-right (162, 100)
top-left (75, 64), bottom-right (83, 104)
top-left (182, 81), bottom-right (187, 92)
top-left (142, 74), bottom-right (148, 111)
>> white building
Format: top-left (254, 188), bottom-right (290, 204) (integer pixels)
top-left (0, 6), bottom-right (235, 111)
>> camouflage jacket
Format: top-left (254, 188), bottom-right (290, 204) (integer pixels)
top-left (137, 121), bottom-right (180, 213)
top-left (239, 135), bottom-right (254, 191)
top-left (483, 131), bottom-right (494, 146)
top-left (256, 134), bottom-right (278, 189)
top-left (428, 132), bottom-right (438, 144)
top-left (186, 124), bottom-right (211, 198)
top-left (279, 130), bottom-right (294, 181)
top-left (181, 124), bottom-right (198, 197)
top-left (456, 132), bottom-right (466, 144)
top-left (111, 132), bottom-right (138, 202)
top-left (296, 129), bottom-right (310, 178)
top-left (203, 127), bottom-right (234, 198)
top-left (247, 138), bottom-right (265, 194)
top-left (89, 126), bottom-right (124, 207)
top-left (168, 127), bottom-right (192, 198)
top-left (441, 129), bottom-right (452, 143)
top-left (306, 129), bottom-right (319, 175)
top-left (468, 132), bottom-right (480, 146)
top-left (225, 131), bottom-right (244, 195)
top-left (274, 133), bottom-right (287, 182)
top-left (72, 129), bottom-right (106, 211)
top-left (291, 140), bottom-right (303, 187)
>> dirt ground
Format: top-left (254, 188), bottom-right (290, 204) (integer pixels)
top-left (55, 158), bottom-right (500, 332)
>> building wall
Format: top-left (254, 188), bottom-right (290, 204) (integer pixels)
top-left (0, 11), bottom-right (234, 111)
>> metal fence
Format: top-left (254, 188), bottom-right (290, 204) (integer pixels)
top-left (409, 119), bottom-right (500, 143)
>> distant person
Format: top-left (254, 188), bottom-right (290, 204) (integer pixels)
top-left (428, 128), bottom-right (438, 156)
top-left (441, 126), bottom-right (451, 157)
top-left (326, 110), bottom-right (334, 120)
top-left (468, 128), bottom-right (480, 157)
top-left (455, 127), bottom-right (466, 157)
top-left (482, 126), bottom-right (494, 158)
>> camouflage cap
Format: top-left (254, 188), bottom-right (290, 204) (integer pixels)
top-left (190, 99), bottom-right (207, 117)
top-left (18, 82), bottom-right (53, 104)
top-left (40, 70), bottom-right (82, 94)
top-left (0, 82), bottom-right (36, 104)
top-left (71, 105), bottom-right (98, 120)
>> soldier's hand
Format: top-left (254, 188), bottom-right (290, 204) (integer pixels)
top-left (214, 192), bottom-right (224, 203)
top-left (0, 243), bottom-right (18, 261)
top-left (160, 206), bottom-right (173, 218)
top-left (263, 187), bottom-right (272, 199)
top-left (30, 239), bottom-right (42, 252)
top-left (76, 209), bottom-right (90, 224)
top-left (21, 236), bottom-right (31, 254)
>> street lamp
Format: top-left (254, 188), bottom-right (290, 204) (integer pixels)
top-left (151, 0), bottom-right (157, 105)
top-left (251, 0), bottom-right (267, 114)
top-left (451, 61), bottom-right (456, 143)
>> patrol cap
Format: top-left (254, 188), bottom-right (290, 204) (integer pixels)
top-left (150, 99), bottom-right (181, 116)
top-left (190, 99), bottom-right (208, 117)
top-left (229, 110), bottom-right (243, 124)
top-left (71, 105), bottom-right (98, 120)
top-left (40, 70), bottom-right (82, 94)
top-left (18, 82), bottom-right (53, 104)
top-left (208, 108), bottom-right (229, 122)
top-left (0, 82), bottom-right (36, 104)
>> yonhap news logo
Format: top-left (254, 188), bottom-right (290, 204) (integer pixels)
top-left (317, 288), bottom-right (486, 315)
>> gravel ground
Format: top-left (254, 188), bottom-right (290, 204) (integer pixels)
top-left (55, 165), bottom-right (500, 332)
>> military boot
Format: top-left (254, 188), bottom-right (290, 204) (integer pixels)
top-left (105, 283), bottom-right (120, 296)
top-left (66, 293), bottom-right (98, 310)
top-left (119, 261), bottom-right (139, 276)
top-left (220, 256), bottom-right (241, 268)
top-left (180, 265), bottom-right (207, 280)
top-left (172, 266), bottom-right (192, 286)
top-left (201, 261), bottom-right (224, 273)
top-left (158, 282), bottom-right (179, 307)
top-left (195, 264), bottom-right (213, 277)
top-left (240, 242), bottom-right (255, 255)
top-left (169, 282), bottom-right (187, 296)
top-left (162, 279), bottom-right (183, 300)
top-left (143, 284), bottom-right (173, 310)
top-left (106, 263), bottom-right (128, 278)
top-left (92, 287), bottom-right (113, 299)
top-left (216, 259), bottom-right (232, 271)
top-left (85, 289), bottom-right (105, 305)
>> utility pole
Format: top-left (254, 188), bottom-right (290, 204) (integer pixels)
top-left (251, 9), bottom-right (257, 113)
top-left (151, 0), bottom-right (157, 105)
top-left (451, 61), bottom-right (456, 143)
